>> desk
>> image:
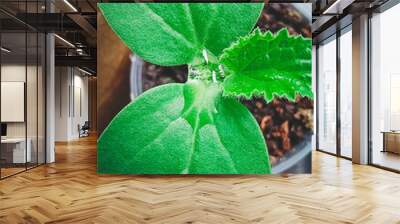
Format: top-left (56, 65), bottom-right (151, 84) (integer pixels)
top-left (1, 138), bottom-right (31, 163)
top-left (381, 131), bottom-right (400, 154)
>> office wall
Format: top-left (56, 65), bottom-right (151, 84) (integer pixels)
top-left (1, 82), bottom-right (24, 122)
top-left (1, 61), bottom-right (46, 174)
top-left (55, 67), bottom-right (69, 141)
top-left (352, 14), bottom-right (369, 164)
top-left (55, 67), bottom-right (89, 141)
top-left (1, 1), bottom-right (48, 179)
top-left (72, 72), bottom-right (89, 138)
top-left (88, 77), bottom-right (97, 132)
top-left (0, 64), bottom-right (41, 139)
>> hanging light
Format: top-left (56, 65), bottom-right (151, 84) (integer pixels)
top-left (1, 47), bottom-right (11, 53)
top-left (63, 0), bottom-right (78, 12)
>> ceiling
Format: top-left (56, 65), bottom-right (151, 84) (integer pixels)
top-left (311, 0), bottom-right (391, 43)
top-left (1, 0), bottom-right (98, 73)
top-left (0, 0), bottom-right (394, 73)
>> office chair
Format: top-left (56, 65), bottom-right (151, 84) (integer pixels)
top-left (78, 121), bottom-right (90, 138)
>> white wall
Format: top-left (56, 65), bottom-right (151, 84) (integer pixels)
top-left (1, 64), bottom-right (37, 138)
top-left (55, 67), bottom-right (89, 141)
top-left (352, 14), bottom-right (369, 164)
top-left (55, 67), bottom-right (70, 141)
top-left (1, 82), bottom-right (25, 122)
top-left (71, 73), bottom-right (89, 138)
top-left (1, 65), bottom-right (26, 141)
top-left (46, 32), bottom-right (56, 163)
top-left (1, 63), bottom-right (46, 164)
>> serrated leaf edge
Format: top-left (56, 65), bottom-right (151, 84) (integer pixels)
top-left (219, 27), bottom-right (313, 102)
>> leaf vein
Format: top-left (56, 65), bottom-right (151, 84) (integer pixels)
top-left (141, 4), bottom-right (195, 50)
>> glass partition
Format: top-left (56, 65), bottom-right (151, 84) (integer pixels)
top-left (339, 27), bottom-right (352, 158)
top-left (317, 35), bottom-right (337, 154)
top-left (0, 1), bottom-right (46, 179)
top-left (27, 31), bottom-right (38, 169)
top-left (370, 4), bottom-right (400, 171)
top-left (1, 30), bottom-right (28, 177)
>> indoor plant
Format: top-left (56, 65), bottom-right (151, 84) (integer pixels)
top-left (97, 3), bottom-right (312, 174)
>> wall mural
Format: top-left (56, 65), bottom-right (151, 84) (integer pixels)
top-left (97, 2), bottom-right (313, 174)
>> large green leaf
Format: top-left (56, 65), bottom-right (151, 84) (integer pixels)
top-left (98, 3), bottom-right (264, 66)
top-left (98, 81), bottom-right (271, 174)
top-left (220, 28), bottom-right (313, 101)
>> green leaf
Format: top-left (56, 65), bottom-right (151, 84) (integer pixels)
top-left (98, 81), bottom-right (271, 174)
top-left (220, 28), bottom-right (313, 101)
top-left (98, 3), bottom-right (264, 66)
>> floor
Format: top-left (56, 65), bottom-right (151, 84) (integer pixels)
top-left (0, 167), bottom-right (25, 178)
top-left (0, 136), bottom-right (400, 223)
top-left (372, 150), bottom-right (400, 171)
top-left (1, 163), bottom-right (44, 178)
